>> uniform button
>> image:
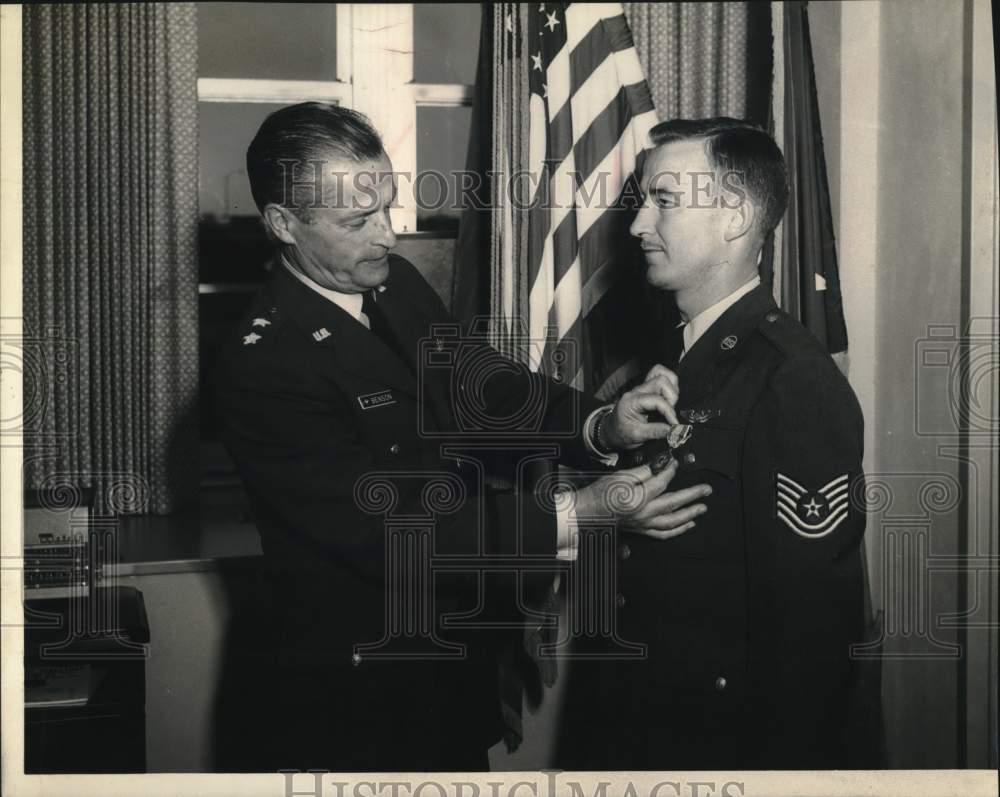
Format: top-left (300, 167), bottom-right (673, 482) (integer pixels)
top-left (765, 311), bottom-right (779, 323)
top-left (618, 544), bottom-right (632, 561)
top-left (714, 676), bottom-right (727, 691)
top-left (269, 306), bottom-right (278, 315)
top-left (389, 443), bottom-right (400, 454)
top-left (615, 593), bottom-right (626, 608)
top-left (684, 452), bottom-right (697, 465)
top-left (352, 653), bottom-right (362, 666)
top-left (651, 451), bottom-right (673, 473)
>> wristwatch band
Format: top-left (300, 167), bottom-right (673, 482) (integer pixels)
top-left (592, 404), bottom-right (616, 455)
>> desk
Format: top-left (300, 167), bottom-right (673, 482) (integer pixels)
top-left (108, 485), bottom-right (263, 577)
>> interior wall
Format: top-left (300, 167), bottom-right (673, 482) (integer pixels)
top-left (834, 0), bottom-right (984, 769)
top-left (117, 570), bottom-right (230, 772)
top-left (875, 0), bottom-right (966, 767)
top-left (394, 236), bottom-right (456, 310)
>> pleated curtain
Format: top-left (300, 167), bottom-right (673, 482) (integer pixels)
top-left (623, 1), bottom-right (772, 124)
top-left (22, 3), bottom-right (199, 515)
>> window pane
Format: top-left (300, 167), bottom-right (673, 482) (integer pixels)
top-left (413, 3), bottom-right (480, 85)
top-left (416, 106), bottom-right (473, 232)
top-left (199, 101), bottom-right (290, 219)
top-left (199, 102), bottom-right (284, 282)
top-left (197, 2), bottom-right (337, 81)
top-left (199, 218), bottom-right (275, 284)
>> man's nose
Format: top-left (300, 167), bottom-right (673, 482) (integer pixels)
top-left (372, 210), bottom-right (397, 250)
top-left (630, 205), bottom-right (653, 239)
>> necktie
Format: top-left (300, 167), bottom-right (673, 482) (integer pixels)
top-left (361, 289), bottom-right (408, 364)
top-left (679, 322), bottom-right (692, 362)
top-left (664, 321), bottom-right (686, 366)
top-left (359, 289), bottom-right (375, 328)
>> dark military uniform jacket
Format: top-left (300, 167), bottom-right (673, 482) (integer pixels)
top-left (560, 284), bottom-right (867, 770)
top-left (214, 254), bottom-right (599, 772)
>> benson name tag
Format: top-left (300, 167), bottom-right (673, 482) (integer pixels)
top-left (357, 390), bottom-right (397, 410)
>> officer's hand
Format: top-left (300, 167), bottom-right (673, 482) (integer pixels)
top-left (573, 460), bottom-right (710, 540)
top-left (618, 460), bottom-right (711, 539)
top-left (601, 364), bottom-right (680, 451)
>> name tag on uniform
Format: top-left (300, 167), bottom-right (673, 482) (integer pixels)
top-left (357, 389), bottom-right (396, 410)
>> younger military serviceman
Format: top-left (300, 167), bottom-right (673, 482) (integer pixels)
top-left (560, 117), bottom-right (868, 770)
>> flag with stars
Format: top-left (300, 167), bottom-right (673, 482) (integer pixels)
top-left (524, 3), bottom-right (658, 397)
top-left (450, 3), bottom-right (660, 754)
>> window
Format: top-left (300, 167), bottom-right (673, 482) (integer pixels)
top-left (196, 3), bottom-right (480, 477)
top-left (197, 3), bottom-right (478, 233)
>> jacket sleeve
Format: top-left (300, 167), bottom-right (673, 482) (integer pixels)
top-left (396, 256), bottom-right (605, 469)
top-left (741, 353), bottom-right (867, 766)
top-left (215, 355), bottom-right (556, 591)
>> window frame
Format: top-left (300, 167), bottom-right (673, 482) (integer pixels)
top-left (196, 2), bottom-right (475, 262)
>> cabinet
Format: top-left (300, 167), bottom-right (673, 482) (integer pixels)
top-left (24, 586), bottom-right (150, 773)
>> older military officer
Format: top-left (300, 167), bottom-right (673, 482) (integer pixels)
top-left (560, 118), bottom-right (867, 770)
top-left (213, 103), bottom-right (711, 772)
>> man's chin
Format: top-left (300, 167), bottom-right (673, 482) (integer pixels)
top-left (643, 258), bottom-right (673, 290)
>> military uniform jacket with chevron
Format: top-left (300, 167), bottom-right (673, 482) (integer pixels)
top-left (561, 284), bottom-right (868, 771)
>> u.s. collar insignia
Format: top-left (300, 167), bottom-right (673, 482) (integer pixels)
top-left (721, 335), bottom-right (738, 350)
top-left (776, 472), bottom-right (850, 538)
top-left (312, 327), bottom-right (331, 342)
top-left (680, 408), bottom-right (721, 424)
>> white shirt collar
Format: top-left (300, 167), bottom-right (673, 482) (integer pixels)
top-left (281, 258), bottom-right (364, 323)
top-left (681, 276), bottom-right (761, 357)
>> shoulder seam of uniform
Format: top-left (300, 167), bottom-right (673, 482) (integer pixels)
top-left (757, 312), bottom-right (829, 358)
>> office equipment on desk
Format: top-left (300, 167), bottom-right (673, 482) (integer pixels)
top-left (23, 488), bottom-right (114, 599)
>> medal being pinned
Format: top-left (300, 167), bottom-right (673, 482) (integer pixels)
top-left (648, 423), bottom-right (693, 474)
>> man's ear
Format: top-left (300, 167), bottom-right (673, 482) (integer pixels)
top-left (262, 204), bottom-right (298, 246)
top-left (723, 200), bottom-right (756, 243)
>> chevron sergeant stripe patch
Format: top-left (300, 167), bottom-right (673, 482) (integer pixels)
top-left (776, 472), bottom-right (850, 539)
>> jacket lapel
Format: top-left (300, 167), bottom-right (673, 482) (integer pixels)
top-left (375, 275), bottom-right (456, 431)
top-left (677, 285), bottom-right (778, 408)
top-left (268, 266), bottom-right (418, 398)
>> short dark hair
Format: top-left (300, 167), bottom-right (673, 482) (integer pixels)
top-left (246, 102), bottom-right (383, 216)
top-left (648, 117), bottom-right (789, 237)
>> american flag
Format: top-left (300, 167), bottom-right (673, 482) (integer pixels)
top-left (519, 2), bottom-right (658, 398)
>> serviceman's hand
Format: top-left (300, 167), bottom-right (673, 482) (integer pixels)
top-left (572, 459), bottom-right (711, 540)
top-left (600, 364), bottom-right (680, 451)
